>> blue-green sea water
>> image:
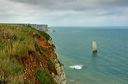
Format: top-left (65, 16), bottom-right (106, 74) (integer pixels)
top-left (48, 27), bottom-right (128, 84)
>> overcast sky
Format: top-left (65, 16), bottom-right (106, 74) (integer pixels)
top-left (0, 0), bottom-right (128, 26)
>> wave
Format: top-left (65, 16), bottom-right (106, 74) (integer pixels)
top-left (69, 65), bottom-right (83, 70)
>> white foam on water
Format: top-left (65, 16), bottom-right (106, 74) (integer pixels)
top-left (69, 65), bottom-right (83, 70)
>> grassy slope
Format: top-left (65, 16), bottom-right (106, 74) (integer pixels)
top-left (0, 24), bottom-right (57, 84)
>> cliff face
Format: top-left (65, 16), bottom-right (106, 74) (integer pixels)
top-left (0, 24), bottom-right (66, 84)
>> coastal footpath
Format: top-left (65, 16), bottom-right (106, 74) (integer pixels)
top-left (0, 24), bottom-right (66, 84)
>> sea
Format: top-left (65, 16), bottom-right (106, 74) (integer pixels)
top-left (48, 27), bottom-right (128, 84)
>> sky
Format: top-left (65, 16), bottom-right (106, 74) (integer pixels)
top-left (0, 0), bottom-right (128, 27)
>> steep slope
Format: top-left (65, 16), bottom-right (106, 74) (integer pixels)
top-left (0, 24), bottom-right (66, 84)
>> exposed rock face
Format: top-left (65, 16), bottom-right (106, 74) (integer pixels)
top-left (54, 62), bottom-right (67, 84)
top-left (49, 42), bottom-right (66, 84)
top-left (0, 24), bottom-right (66, 84)
top-left (33, 32), bottom-right (67, 84)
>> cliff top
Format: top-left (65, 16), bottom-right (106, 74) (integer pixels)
top-left (0, 24), bottom-right (58, 84)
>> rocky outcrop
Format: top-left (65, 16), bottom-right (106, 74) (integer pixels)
top-left (54, 61), bottom-right (66, 84)
top-left (48, 41), bottom-right (66, 84)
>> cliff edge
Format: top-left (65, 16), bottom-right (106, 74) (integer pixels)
top-left (0, 24), bottom-right (66, 84)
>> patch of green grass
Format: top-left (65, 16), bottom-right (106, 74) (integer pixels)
top-left (38, 31), bottom-right (51, 40)
top-left (0, 24), bottom-right (37, 83)
top-left (35, 67), bottom-right (56, 84)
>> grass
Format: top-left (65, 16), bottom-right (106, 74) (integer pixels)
top-left (35, 67), bottom-right (56, 84)
top-left (0, 24), bottom-right (57, 84)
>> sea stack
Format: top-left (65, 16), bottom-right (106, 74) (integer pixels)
top-left (92, 40), bottom-right (97, 53)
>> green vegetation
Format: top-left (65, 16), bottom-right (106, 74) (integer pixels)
top-left (0, 24), bottom-right (57, 84)
top-left (35, 67), bottom-right (56, 84)
top-left (36, 29), bottom-right (51, 40)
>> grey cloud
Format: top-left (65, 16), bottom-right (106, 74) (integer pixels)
top-left (0, 0), bottom-right (128, 26)
top-left (0, 0), bottom-right (37, 21)
top-left (10, 0), bottom-right (128, 11)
